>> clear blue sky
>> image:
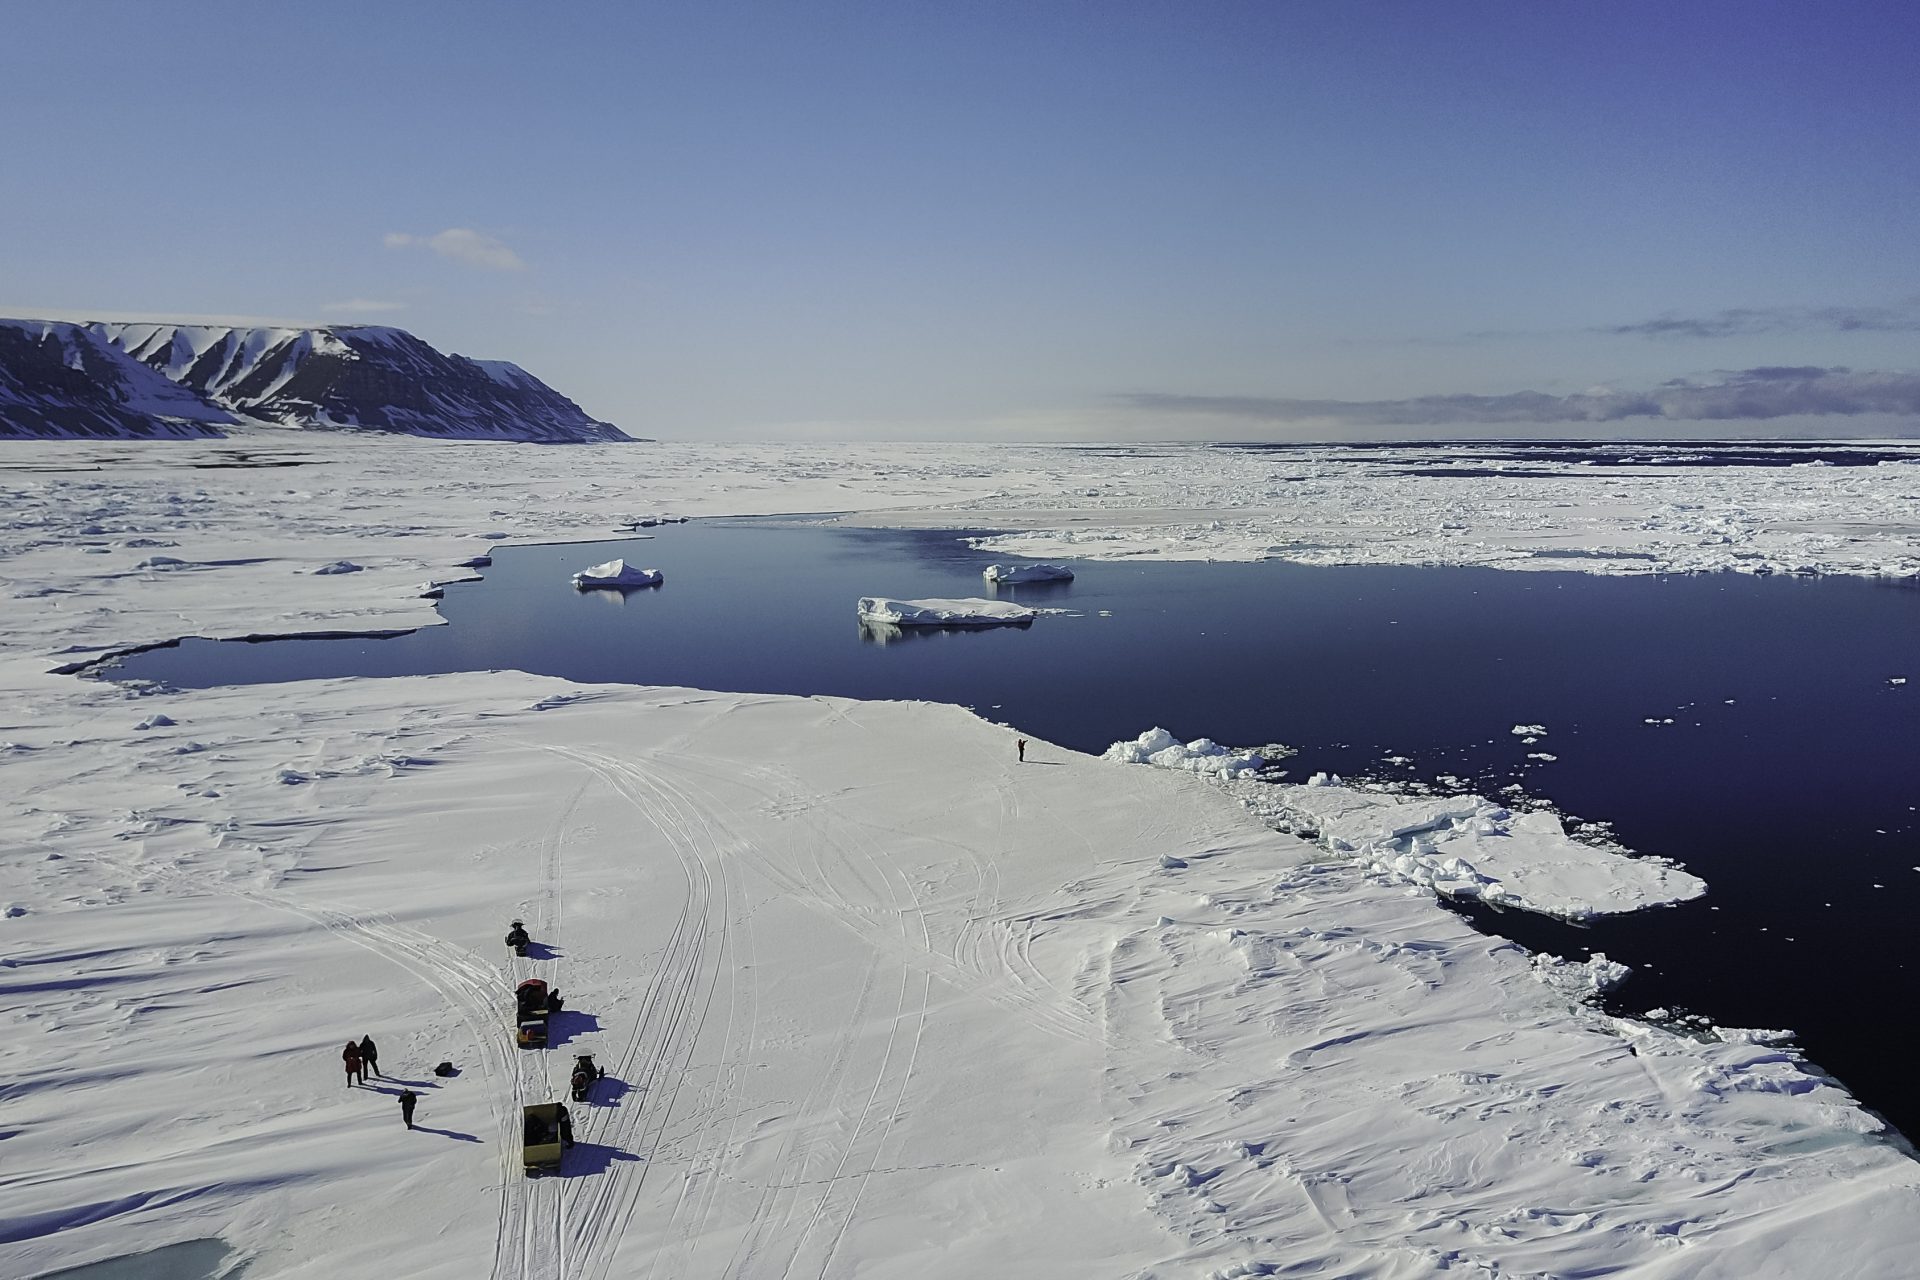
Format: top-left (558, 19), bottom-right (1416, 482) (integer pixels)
top-left (4, 1), bottom-right (1917, 438)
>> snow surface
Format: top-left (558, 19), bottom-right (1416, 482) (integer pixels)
top-left (855, 596), bottom-right (1036, 626)
top-left (570, 558), bottom-right (661, 588)
top-left (981, 562), bottom-right (1074, 584)
top-left (3, 435), bottom-right (1918, 1279)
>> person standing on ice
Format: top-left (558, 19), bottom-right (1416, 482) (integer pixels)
top-left (343, 1041), bottom-right (364, 1087)
top-left (398, 1088), bottom-right (419, 1129)
top-left (358, 1034), bottom-right (380, 1077)
top-left (1017, 738), bottom-right (1027, 762)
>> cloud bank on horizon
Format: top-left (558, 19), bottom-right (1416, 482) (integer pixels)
top-left (1125, 366), bottom-right (1920, 432)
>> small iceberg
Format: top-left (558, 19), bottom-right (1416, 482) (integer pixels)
top-left (983, 563), bottom-right (1074, 584)
top-left (572, 559), bottom-right (663, 588)
top-left (856, 597), bottom-right (1037, 627)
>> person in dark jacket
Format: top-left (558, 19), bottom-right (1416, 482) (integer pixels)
top-left (358, 1034), bottom-right (380, 1077)
top-left (398, 1089), bottom-right (419, 1129)
top-left (1017, 738), bottom-right (1027, 762)
top-left (343, 1041), bottom-right (363, 1087)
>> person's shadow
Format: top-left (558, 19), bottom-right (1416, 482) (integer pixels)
top-left (410, 1125), bottom-right (481, 1143)
top-left (555, 1142), bottom-right (641, 1176)
top-left (547, 1009), bottom-right (599, 1047)
top-left (583, 1073), bottom-right (633, 1108)
top-left (524, 941), bottom-right (561, 961)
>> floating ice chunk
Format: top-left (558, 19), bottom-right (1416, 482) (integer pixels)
top-left (1892, 677), bottom-right (1908, 686)
top-left (1527, 752), bottom-right (1558, 761)
top-left (1103, 727), bottom-right (1265, 779)
top-left (313, 560), bottom-right (363, 575)
top-left (1531, 951), bottom-right (1630, 1000)
top-left (982, 562), bottom-right (1075, 584)
top-left (573, 559), bottom-right (663, 588)
top-left (856, 596), bottom-right (1035, 627)
top-left (1512, 723), bottom-right (1548, 736)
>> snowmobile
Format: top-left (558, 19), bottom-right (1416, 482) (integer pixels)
top-left (570, 1053), bottom-right (605, 1102)
top-left (505, 920), bottom-right (531, 956)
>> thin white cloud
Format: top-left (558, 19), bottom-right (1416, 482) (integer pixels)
top-left (384, 228), bottom-right (526, 271)
top-left (321, 298), bottom-right (406, 315)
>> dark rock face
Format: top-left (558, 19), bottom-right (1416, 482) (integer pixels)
top-left (98, 324), bottom-right (629, 442)
top-left (0, 321), bottom-right (232, 439)
top-left (0, 318), bottom-right (628, 442)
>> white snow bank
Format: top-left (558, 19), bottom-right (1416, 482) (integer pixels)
top-left (982, 562), bottom-right (1075, 584)
top-left (570, 558), bottom-right (662, 588)
top-left (1103, 726), bottom-right (1265, 779)
top-left (856, 596), bottom-right (1036, 626)
top-left (1225, 777), bottom-right (1705, 920)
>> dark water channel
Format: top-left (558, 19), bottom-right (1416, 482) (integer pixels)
top-left (110, 520), bottom-right (1920, 1136)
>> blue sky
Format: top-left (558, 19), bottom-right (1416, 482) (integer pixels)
top-left (4, 1), bottom-right (1917, 438)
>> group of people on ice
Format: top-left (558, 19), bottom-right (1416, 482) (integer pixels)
top-left (341, 1034), bottom-right (423, 1127)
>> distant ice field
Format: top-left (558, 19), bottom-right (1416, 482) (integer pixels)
top-left (111, 518), bottom-right (1920, 1136)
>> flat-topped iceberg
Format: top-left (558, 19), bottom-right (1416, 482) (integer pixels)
top-left (572, 558), bottom-right (662, 588)
top-left (856, 596), bottom-right (1036, 627)
top-left (983, 562), bottom-right (1074, 584)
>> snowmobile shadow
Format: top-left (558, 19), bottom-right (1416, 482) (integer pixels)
top-left (547, 1009), bottom-right (599, 1046)
top-left (555, 1141), bottom-right (641, 1176)
top-left (522, 941), bottom-right (562, 960)
top-left (410, 1125), bottom-right (481, 1143)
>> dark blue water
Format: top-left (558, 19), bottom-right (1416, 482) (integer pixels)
top-left (108, 520), bottom-right (1920, 1135)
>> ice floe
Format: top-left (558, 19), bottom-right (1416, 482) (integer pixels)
top-left (982, 562), bottom-right (1075, 584)
top-left (856, 596), bottom-right (1036, 627)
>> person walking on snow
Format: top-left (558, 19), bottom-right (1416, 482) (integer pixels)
top-left (1017, 738), bottom-right (1027, 762)
top-left (343, 1041), bottom-right (364, 1087)
top-left (358, 1034), bottom-right (380, 1077)
top-left (398, 1089), bottom-right (419, 1129)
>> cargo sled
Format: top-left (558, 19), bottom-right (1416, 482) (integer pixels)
top-left (523, 1103), bottom-right (567, 1174)
top-left (515, 978), bottom-right (553, 1049)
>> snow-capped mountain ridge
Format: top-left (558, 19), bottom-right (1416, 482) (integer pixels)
top-left (0, 318), bottom-right (627, 442)
top-left (0, 319), bottom-right (235, 439)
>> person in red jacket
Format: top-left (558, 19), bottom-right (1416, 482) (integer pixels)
top-left (343, 1040), bottom-right (364, 1087)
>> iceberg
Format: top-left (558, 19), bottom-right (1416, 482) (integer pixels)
top-left (572, 558), bottom-right (662, 588)
top-left (855, 596), bottom-right (1036, 627)
top-left (982, 562), bottom-right (1074, 584)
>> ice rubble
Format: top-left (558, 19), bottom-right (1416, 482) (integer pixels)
top-left (982, 562), bottom-right (1075, 584)
top-left (855, 596), bottom-right (1036, 626)
top-left (1102, 726), bottom-right (1266, 779)
top-left (571, 558), bottom-right (662, 588)
top-left (1106, 728), bottom-right (1704, 919)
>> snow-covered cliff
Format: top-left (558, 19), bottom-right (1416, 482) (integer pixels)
top-left (0, 320), bottom-right (235, 439)
top-left (0, 319), bottom-right (628, 442)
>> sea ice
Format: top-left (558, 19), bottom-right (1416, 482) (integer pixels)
top-left (982, 562), bottom-right (1075, 584)
top-left (571, 558), bottom-right (662, 588)
top-left (856, 596), bottom-right (1036, 627)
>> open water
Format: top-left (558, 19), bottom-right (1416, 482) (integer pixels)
top-left (110, 519), bottom-right (1920, 1137)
